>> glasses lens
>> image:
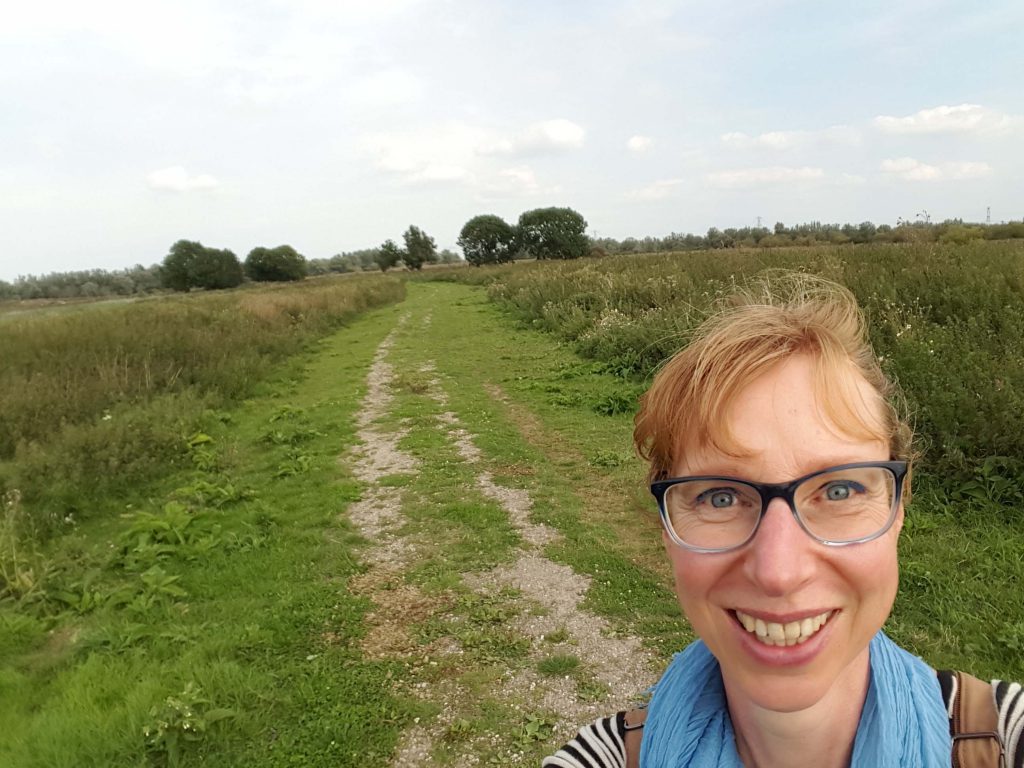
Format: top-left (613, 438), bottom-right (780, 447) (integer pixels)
top-left (794, 466), bottom-right (897, 543)
top-left (663, 479), bottom-right (761, 550)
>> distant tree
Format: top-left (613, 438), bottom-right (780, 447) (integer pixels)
top-left (161, 240), bottom-right (206, 291)
top-left (457, 214), bottom-right (516, 266)
top-left (376, 240), bottom-right (403, 272)
top-left (516, 207), bottom-right (588, 260)
top-left (402, 226), bottom-right (438, 271)
top-left (192, 247), bottom-right (244, 290)
top-left (438, 248), bottom-right (462, 264)
top-left (161, 240), bottom-right (243, 291)
top-left (244, 245), bottom-right (308, 282)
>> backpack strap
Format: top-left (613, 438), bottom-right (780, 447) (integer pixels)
top-left (943, 669), bottom-right (1005, 768)
top-left (623, 706), bottom-right (647, 768)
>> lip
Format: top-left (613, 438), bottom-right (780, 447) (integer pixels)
top-left (728, 608), bottom-right (838, 667)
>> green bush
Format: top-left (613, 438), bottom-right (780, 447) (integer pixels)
top-left (244, 245), bottom-right (308, 282)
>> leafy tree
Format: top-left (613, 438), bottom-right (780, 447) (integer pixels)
top-left (244, 245), bottom-right (307, 282)
top-left (457, 214), bottom-right (516, 266)
top-left (161, 240), bottom-right (243, 291)
top-left (516, 207), bottom-right (588, 260)
top-left (161, 240), bottom-right (206, 291)
top-left (402, 226), bottom-right (438, 270)
top-left (192, 247), bottom-right (244, 290)
top-left (376, 240), bottom-right (403, 272)
top-left (438, 248), bottom-right (462, 264)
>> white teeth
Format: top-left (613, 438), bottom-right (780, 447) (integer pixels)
top-left (735, 610), bottom-right (833, 647)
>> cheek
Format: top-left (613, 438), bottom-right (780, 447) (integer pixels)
top-left (843, 539), bottom-right (901, 614)
top-left (664, 543), bottom-right (730, 611)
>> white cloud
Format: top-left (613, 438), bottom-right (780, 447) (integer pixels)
top-left (874, 104), bottom-right (1019, 135)
top-left (362, 123), bottom-right (485, 178)
top-left (146, 166), bottom-right (219, 192)
top-left (348, 69), bottom-right (424, 108)
top-left (402, 164), bottom-right (469, 185)
top-left (626, 178), bottom-right (684, 200)
top-left (880, 157), bottom-right (993, 181)
top-left (476, 166), bottom-right (558, 199)
top-left (627, 135), bottom-right (652, 152)
top-left (32, 136), bottom-right (63, 161)
top-left (705, 166), bottom-right (824, 189)
top-left (479, 119), bottom-right (586, 156)
top-left (721, 125), bottom-right (860, 150)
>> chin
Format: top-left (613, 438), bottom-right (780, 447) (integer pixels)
top-left (733, 675), bottom-right (833, 713)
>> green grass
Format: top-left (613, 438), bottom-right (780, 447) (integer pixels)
top-left (0, 275), bottom-right (404, 537)
top-left (423, 240), bottom-right (1024, 487)
top-left (537, 654), bottom-right (581, 676)
top-left (0, 301), bottom-right (420, 767)
top-left (3, 273), bottom-right (1023, 766)
top-left (393, 280), bottom-right (1024, 681)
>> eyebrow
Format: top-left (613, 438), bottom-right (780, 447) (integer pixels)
top-left (678, 456), bottom-right (887, 481)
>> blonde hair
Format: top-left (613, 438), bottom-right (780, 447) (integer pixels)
top-left (634, 272), bottom-right (914, 487)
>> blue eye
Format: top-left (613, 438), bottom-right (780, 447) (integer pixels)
top-left (824, 481), bottom-right (864, 500)
top-left (698, 489), bottom-right (737, 508)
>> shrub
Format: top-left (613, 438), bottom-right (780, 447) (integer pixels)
top-left (161, 240), bottom-right (244, 291)
top-left (244, 245), bottom-right (308, 282)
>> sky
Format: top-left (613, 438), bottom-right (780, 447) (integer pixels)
top-left (2, 0), bottom-right (1022, 281)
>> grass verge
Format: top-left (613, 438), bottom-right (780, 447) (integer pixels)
top-left (0, 301), bottom-right (421, 767)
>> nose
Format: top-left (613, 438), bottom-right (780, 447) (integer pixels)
top-left (742, 497), bottom-right (817, 597)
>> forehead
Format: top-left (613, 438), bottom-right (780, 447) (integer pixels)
top-left (676, 354), bottom-right (888, 478)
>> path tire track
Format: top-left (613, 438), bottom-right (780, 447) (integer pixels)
top-left (343, 328), bottom-right (658, 766)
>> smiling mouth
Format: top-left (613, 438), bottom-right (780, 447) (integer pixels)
top-left (733, 609), bottom-right (834, 647)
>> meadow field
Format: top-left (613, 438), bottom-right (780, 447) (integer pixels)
top-left (1, 242), bottom-right (1023, 766)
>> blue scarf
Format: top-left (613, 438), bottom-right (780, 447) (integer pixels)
top-left (640, 632), bottom-right (950, 767)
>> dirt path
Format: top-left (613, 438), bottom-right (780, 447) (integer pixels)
top-left (343, 315), bottom-right (659, 765)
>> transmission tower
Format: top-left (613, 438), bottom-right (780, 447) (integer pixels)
top-left (987, 206), bottom-right (991, 224)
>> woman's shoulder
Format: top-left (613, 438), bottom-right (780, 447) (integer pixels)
top-left (936, 670), bottom-right (1023, 766)
top-left (541, 712), bottom-right (628, 768)
top-left (976, 675), bottom-right (1024, 767)
top-left (541, 675), bottom-right (1024, 768)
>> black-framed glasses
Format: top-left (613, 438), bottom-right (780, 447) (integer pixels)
top-left (651, 461), bottom-right (909, 553)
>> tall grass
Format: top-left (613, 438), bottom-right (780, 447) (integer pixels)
top-left (424, 241), bottom-right (1024, 487)
top-left (0, 275), bottom-right (404, 534)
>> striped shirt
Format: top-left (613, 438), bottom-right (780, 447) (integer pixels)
top-left (543, 679), bottom-right (1024, 768)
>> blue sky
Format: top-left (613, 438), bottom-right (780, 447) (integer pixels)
top-left (1, 0), bottom-right (1021, 280)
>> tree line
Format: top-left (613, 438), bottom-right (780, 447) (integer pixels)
top-left (590, 218), bottom-right (1024, 255)
top-left (3, 214), bottom-right (1022, 301)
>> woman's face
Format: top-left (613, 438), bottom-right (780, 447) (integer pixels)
top-left (664, 354), bottom-right (902, 713)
